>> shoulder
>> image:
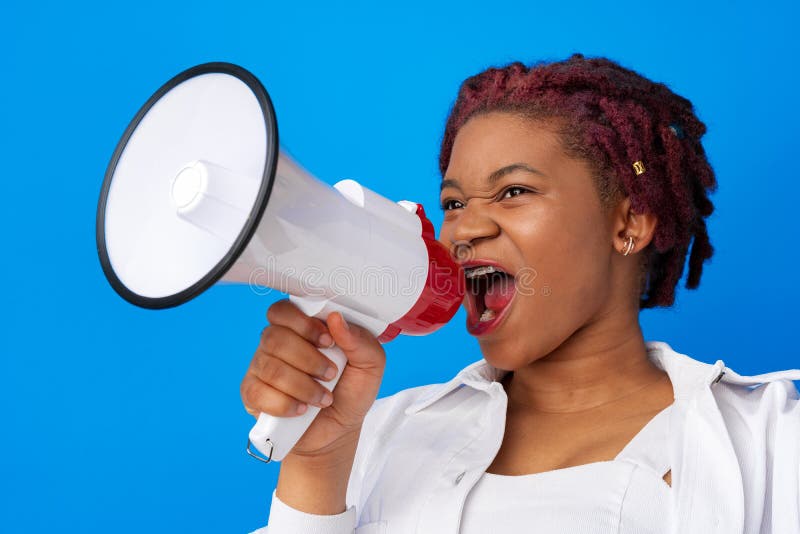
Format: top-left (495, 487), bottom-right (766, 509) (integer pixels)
top-left (649, 340), bottom-right (800, 428)
top-left (714, 366), bottom-right (800, 427)
top-left (716, 371), bottom-right (800, 452)
top-left (713, 365), bottom-right (800, 483)
top-left (712, 367), bottom-right (800, 526)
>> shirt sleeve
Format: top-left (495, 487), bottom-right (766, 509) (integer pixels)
top-left (248, 391), bottom-right (417, 533)
top-left (249, 489), bottom-right (356, 534)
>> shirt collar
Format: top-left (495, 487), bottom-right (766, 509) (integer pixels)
top-left (405, 340), bottom-right (729, 416)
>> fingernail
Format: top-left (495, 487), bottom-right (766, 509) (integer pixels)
top-left (339, 312), bottom-right (350, 331)
top-left (320, 391), bottom-right (333, 407)
top-left (323, 365), bottom-right (337, 381)
top-left (318, 332), bottom-right (334, 348)
top-left (296, 403), bottom-right (308, 415)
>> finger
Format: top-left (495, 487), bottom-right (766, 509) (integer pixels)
top-left (258, 324), bottom-right (339, 381)
top-left (325, 312), bottom-right (385, 370)
top-left (247, 355), bottom-right (334, 409)
top-left (266, 299), bottom-right (334, 348)
top-left (241, 372), bottom-right (310, 417)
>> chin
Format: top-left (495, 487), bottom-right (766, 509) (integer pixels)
top-left (478, 328), bottom-right (552, 370)
top-left (479, 343), bottom-right (526, 372)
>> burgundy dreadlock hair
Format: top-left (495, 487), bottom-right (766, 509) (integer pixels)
top-left (439, 54), bottom-right (717, 309)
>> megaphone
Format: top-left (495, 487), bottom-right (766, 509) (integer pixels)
top-left (96, 62), bottom-right (464, 463)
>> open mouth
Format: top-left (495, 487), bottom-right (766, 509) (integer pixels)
top-left (464, 262), bottom-right (516, 335)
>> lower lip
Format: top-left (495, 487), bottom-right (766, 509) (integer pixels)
top-left (465, 289), bottom-right (516, 337)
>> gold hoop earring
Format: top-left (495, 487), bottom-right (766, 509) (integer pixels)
top-left (622, 236), bottom-right (635, 256)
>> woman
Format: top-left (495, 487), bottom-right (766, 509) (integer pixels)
top-left (241, 54), bottom-right (800, 533)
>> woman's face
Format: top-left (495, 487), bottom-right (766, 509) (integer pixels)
top-left (439, 112), bottom-right (625, 370)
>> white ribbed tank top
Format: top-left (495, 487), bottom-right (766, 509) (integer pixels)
top-left (459, 403), bottom-right (673, 533)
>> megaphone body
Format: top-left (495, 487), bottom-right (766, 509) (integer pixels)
top-left (96, 63), bottom-right (464, 462)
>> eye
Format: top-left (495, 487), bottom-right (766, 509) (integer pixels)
top-left (501, 186), bottom-right (530, 199)
top-left (440, 198), bottom-right (464, 211)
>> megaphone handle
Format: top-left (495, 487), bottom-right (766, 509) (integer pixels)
top-left (246, 344), bottom-right (348, 463)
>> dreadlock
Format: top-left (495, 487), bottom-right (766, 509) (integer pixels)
top-left (438, 54), bottom-right (717, 309)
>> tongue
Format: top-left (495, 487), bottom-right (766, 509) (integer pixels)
top-left (484, 275), bottom-right (515, 312)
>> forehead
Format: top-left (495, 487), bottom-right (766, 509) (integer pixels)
top-left (444, 112), bottom-right (568, 180)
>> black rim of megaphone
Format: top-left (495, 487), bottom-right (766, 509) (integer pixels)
top-left (96, 62), bottom-right (279, 309)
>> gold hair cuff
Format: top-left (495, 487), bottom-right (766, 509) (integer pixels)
top-left (632, 161), bottom-right (646, 176)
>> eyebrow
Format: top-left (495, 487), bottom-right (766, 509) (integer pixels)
top-left (440, 163), bottom-right (547, 192)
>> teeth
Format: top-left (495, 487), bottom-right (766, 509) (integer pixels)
top-left (465, 265), bottom-right (498, 279)
top-left (479, 309), bottom-right (496, 322)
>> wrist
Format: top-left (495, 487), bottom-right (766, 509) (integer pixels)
top-left (276, 456), bottom-right (352, 515)
top-left (275, 430), bottom-right (362, 515)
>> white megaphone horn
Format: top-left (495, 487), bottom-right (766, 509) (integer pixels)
top-left (96, 62), bottom-right (465, 463)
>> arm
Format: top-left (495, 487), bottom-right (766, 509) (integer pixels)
top-left (241, 301), bottom-right (386, 533)
top-left (254, 421), bottom-right (366, 533)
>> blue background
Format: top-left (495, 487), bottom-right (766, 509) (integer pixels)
top-left (3, 1), bottom-right (798, 532)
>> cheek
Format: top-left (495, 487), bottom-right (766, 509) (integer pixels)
top-left (512, 208), bottom-right (611, 322)
top-left (494, 248), bottom-right (608, 365)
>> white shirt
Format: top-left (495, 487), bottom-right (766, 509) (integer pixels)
top-left (254, 341), bottom-right (800, 534)
top-left (460, 402), bottom-right (673, 533)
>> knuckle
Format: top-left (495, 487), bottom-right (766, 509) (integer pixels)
top-left (240, 374), bottom-right (297, 417)
top-left (266, 298), bottom-right (292, 323)
top-left (364, 330), bottom-right (385, 353)
top-left (259, 355), bottom-right (283, 384)
top-left (261, 327), bottom-right (284, 355)
top-left (259, 325), bottom-right (273, 345)
top-left (240, 377), bottom-right (259, 408)
top-left (309, 317), bottom-right (328, 338)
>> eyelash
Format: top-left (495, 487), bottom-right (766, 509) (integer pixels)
top-left (440, 186), bottom-right (532, 211)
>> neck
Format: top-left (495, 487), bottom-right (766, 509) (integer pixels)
top-left (501, 327), bottom-right (670, 415)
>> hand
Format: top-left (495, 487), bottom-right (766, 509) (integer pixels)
top-left (240, 299), bottom-right (387, 460)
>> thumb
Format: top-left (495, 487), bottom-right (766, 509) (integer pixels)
top-left (325, 312), bottom-right (385, 371)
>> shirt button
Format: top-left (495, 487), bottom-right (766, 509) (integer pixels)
top-left (455, 471), bottom-right (466, 485)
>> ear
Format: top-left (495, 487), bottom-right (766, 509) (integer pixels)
top-left (612, 196), bottom-right (658, 255)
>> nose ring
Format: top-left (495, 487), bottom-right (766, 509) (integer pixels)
top-left (451, 240), bottom-right (475, 262)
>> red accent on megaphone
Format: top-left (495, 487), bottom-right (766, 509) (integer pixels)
top-left (378, 204), bottom-right (465, 343)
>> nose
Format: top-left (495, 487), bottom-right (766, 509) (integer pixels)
top-left (445, 202), bottom-right (500, 261)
